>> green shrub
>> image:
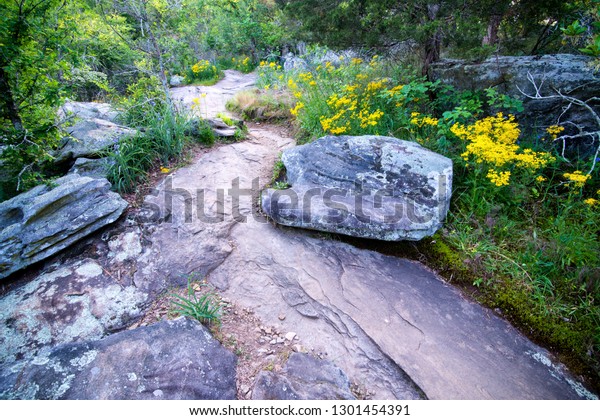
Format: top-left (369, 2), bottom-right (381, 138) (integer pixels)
top-left (185, 60), bottom-right (221, 84)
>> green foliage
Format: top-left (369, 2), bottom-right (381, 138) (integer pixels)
top-left (186, 60), bottom-right (221, 84)
top-left (171, 281), bottom-right (222, 327)
top-left (562, 2), bottom-right (600, 64)
top-left (107, 75), bottom-right (200, 193)
top-left (216, 113), bottom-right (235, 127)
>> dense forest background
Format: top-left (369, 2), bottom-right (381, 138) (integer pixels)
top-left (1, 0), bottom-right (600, 390)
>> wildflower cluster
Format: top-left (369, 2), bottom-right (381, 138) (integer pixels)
top-left (410, 112), bottom-right (439, 128)
top-left (231, 56), bottom-right (253, 73)
top-left (188, 60), bottom-right (219, 83)
top-left (563, 170), bottom-right (591, 188)
top-left (546, 125), bottom-right (565, 139)
top-left (451, 113), bottom-right (555, 186)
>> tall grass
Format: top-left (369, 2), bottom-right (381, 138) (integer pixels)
top-left (108, 77), bottom-right (215, 193)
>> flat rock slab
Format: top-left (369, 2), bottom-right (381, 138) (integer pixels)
top-left (252, 353), bottom-right (355, 400)
top-left (262, 135), bottom-right (452, 241)
top-left (68, 157), bottom-right (112, 179)
top-left (0, 174), bottom-right (127, 279)
top-left (0, 318), bottom-right (237, 399)
top-left (56, 118), bottom-right (136, 162)
top-left (0, 258), bottom-right (147, 366)
top-left (209, 219), bottom-right (596, 400)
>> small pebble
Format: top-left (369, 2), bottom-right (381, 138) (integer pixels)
top-left (278, 314), bottom-right (286, 321)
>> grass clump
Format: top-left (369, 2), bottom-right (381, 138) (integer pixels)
top-left (226, 89), bottom-right (293, 122)
top-left (170, 280), bottom-right (222, 327)
top-left (107, 76), bottom-right (216, 193)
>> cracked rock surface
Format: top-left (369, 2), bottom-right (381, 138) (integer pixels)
top-left (0, 318), bottom-right (236, 399)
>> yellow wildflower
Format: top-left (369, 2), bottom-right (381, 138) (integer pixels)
top-left (487, 170), bottom-right (511, 187)
top-left (584, 198), bottom-right (599, 206)
top-left (535, 175), bottom-right (547, 182)
top-left (160, 167), bottom-right (170, 174)
top-left (451, 113), bottom-right (554, 186)
top-left (563, 171), bottom-right (590, 188)
top-left (546, 125), bottom-right (565, 139)
top-left (290, 102), bottom-right (304, 117)
top-left (287, 78), bottom-right (298, 90)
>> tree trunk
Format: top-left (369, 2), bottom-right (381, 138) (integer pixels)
top-left (482, 14), bottom-right (503, 46)
top-left (422, 4), bottom-right (442, 77)
top-left (0, 65), bottom-right (24, 132)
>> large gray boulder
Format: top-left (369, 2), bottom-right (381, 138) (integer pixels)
top-left (58, 100), bottom-right (119, 123)
top-left (429, 54), bottom-right (600, 147)
top-left (55, 118), bottom-right (136, 163)
top-left (252, 353), bottom-right (356, 400)
top-left (0, 174), bottom-right (127, 279)
top-left (67, 157), bottom-right (113, 179)
top-left (261, 135), bottom-right (452, 241)
top-left (0, 318), bottom-right (237, 399)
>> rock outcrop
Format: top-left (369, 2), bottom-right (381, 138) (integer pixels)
top-left (252, 353), bottom-right (356, 400)
top-left (0, 318), bottom-right (237, 399)
top-left (0, 257), bottom-right (147, 365)
top-left (58, 101), bottom-right (119, 123)
top-left (429, 54), bottom-right (600, 155)
top-left (169, 75), bottom-right (185, 87)
top-left (0, 174), bottom-right (127, 279)
top-left (55, 118), bottom-right (136, 163)
top-left (261, 135), bottom-right (452, 241)
top-left (67, 157), bottom-right (113, 179)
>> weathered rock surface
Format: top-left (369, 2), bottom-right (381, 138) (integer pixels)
top-left (207, 117), bottom-right (244, 138)
top-left (0, 318), bottom-right (237, 399)
top-left (252, 353), bottom-right (355, 400)
top-left (0, 174), bottom-right (127, 279)
top-left (211, 218), bottom-right (597, 400)
top-left (0, 257), bottom-right (147, 365)
top-left (67, 157), bottom-right (112, 179)
top-left (169, 75), bottom-right (185, 87)
top-left (58, 100), bottom-right (119, 123)
top-left (283, 53), bottom-right (309, 72)
top-left (56, 118), bottom-right (136, 163)
top-left (430, 54), bottom-right (600, 154)
top-left (262, 135), bottom-right (452, 241)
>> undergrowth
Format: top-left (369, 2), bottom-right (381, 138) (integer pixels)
top-left (107, 77), bottom-right (215, 193)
